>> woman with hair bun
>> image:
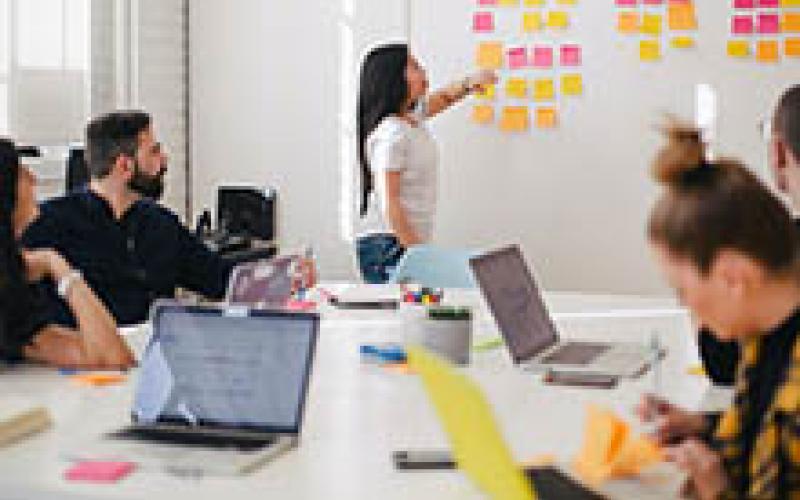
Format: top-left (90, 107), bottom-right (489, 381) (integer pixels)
top-left (637, 123), bottom-right (800, 499)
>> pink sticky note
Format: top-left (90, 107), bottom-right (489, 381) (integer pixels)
top-left (560, 44), bottom-right (582, 66)
top-left (757, 13), bottom-right (780, 34)
top-left (507, 47), bottom-right (528, 69)
top-left (65, 462), bottom-right (136, 483)
top-left (732, 15), bottom-right (754, 35)
top-left (473, 12), bottom-right (494, 33)
top-left (758, 0), bottom-right (779, 7)
top-left (733, 0), bottom-right (755, 7)
top-left (478, 0), bottom-right (498, 5)
top-left (616, 0), bottom-right (637, 6)
top-left (532, 46), bottom-right (553, 68)
top-left (643, 0), bottom-right (663, 4)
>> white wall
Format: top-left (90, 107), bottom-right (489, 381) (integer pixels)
top-left (190, 0), bottom-right (407, 279)
top-left (191, 1), bottom-right (798, 294)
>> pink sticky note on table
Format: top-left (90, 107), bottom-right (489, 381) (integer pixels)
top-left (616, 0), bottom-right (637, 6)
top-left (65, 462), bottom-right (136, 483)
top-left (734, 0), bottom-right (755, 7)
top-left (732, 15), bottom-right (754, 34)
top-left (507, 47), bottom-right (528, 69)
top-left (532, 46), bottom-right (553, 68)
top-left (757, 0), bottom-right (779, 7)
top-left (473, 12), bottom-right (494, 33)
top-left (560, 44), bottom-right (582, 66)
top-left (757, 13), bottom-right (780, 34)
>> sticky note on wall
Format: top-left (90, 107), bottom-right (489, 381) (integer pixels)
top-left (756, 40), bottom-right (779, 62)
top-left (533, 78), bottom-right (556, 101)
top-left (535, 107), bottom-right (558, 129)
top-left (734, 0), bottom-right (755, 7)
top-left (500, 107), bottom-right (530, 132)
top-left (732, 15), bottom-right (754, 35)
top-left (668, 4), bottom-right (696, 30)
top-left (639, 40), bottom-right (661, 61)
top-left (561, 74), bottom-right (583, 95)
top-left (727, 40), bottom-right (751, 57)
top-left (475, 84), bottom-right (496, 100)
top-left (641, 13), bottom-right (663, 36)
top-left (757, 13), bottom-right (781, 34)
top-left (522, 12), bottom-right (543, 32)
top-left (505, 78), bottom-right (528, 98)
top-left (784, 13), bottom-right (800, 33)
top-left (546, 11), bottom-right (570, 29)
top-left (532, 46), bottom-right (554, 68)
top-left (473, 12), bottom-right (495, 33)
top-left (507, 47), bottom-right (529, 69)
top-left (473, 105), bottom-right (495, 125)
top-left (618, 11), bottom-right (640, 34)
top-left (670, 36), bottom-right (695, 49)
top-left (787, 38), bottom-right (800, 57)
top-left (477, 42), bottom-right (504, 70)
top-left (560, 44), bottom-right (582, 66)
top-left (524, 0), bottom-right (546, 5)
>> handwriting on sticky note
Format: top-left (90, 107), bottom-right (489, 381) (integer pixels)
top-left (477, 42), bottom-right (504, 70)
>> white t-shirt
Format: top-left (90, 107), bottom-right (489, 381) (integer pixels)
top-left (357, 112), bottom-right (439, 243)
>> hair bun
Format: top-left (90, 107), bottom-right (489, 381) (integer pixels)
top-left (652, 122), bottom-right (706, 186)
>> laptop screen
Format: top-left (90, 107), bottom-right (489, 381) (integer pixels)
top-left (469, 245), bottom-right (559, 363)
top-left (133, 304), bottom-right (319, 434)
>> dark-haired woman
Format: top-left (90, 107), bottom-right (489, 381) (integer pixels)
top-left (0, 139), bottom-right (134, 369)
top-left (355, 43), bottom-right (496, 283)
top-left (637, 125), bottom-right (800, 499)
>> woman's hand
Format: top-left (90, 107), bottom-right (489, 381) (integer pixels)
top-left (637, 393), bottom-right (709, 445)
top-left (466, 70), bottom-right (498, 91)
top-left (21, 249), bottom-right (72, 283)
top-left (666, 439), bottom-right (728, 500)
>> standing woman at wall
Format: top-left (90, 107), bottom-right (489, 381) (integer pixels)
top-left (355, 43), bottom-right (496, 283)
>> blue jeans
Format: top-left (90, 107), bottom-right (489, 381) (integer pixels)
top-left (356, 234), bottom-right (405, 284)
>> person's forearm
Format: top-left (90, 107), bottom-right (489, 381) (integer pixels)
top-left (386, 199), bottom-right (420, 248)
top-left (425, 78), bottom-right (472, 118)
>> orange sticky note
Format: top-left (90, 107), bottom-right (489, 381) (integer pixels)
top-left (472, 105), bottom-right (494, 125)
top-left (727, 40), bottom-right (751, 58)
top-left (500, 107), bottom-right (530, 132)
top-left (783, 13), bottom-right (800, 33)
top-left (667, 3), bottom-right (697, 31)
top-left (618, 11), bottom-right (639, 34)
top-left (756, 40), bottom-right (780, 63)
top-left (535, 107), bottom-right (558, 129)
top-left (561, 74), bottom-right (583, 96)
top-left (639, 40), bottom-right (661, 61)
top-left (70, 372), bottom-right (127, 387)
top-left (786, 38), bottom-right (800, 57)
top-left (477, 42), bottom-right (504, 70)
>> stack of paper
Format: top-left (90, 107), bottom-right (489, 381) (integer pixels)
top-left (0, 400), bottom-right (52, 448)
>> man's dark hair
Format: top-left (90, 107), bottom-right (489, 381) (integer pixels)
top-left (85, 111), bottom-right (151, 179)
top-left (774, 85), bottom-right (800, 161)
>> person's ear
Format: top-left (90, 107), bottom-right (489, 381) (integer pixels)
top-left (711, 250), bottom-right (761, 302)
top-left (113, 155), bottom-right (134, 180)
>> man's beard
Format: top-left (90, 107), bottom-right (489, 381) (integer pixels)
top-left (128, 160), bottom-right (165, 200)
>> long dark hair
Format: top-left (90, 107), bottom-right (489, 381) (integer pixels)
top-left (0, 139), bottom-right (29, 321)
top-left (357, 44), bottom-right (409, 217)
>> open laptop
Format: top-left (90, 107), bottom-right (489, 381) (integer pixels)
top-left (78, 303), bottom-right (319, 476)
top-left (407, 346), bottom-right (606, 500)
top-left (469, 245), bottom-right (655, 378)
top-left (225, 255), bottom-right (298, 307)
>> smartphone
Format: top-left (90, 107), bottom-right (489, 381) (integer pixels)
top-left (392, 450), bottom-right (455, 470)
top-left (543, 371), bottom-right (618, 389)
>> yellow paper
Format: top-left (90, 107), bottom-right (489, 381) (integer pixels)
top-left (475, 83), bottom-right (496, 100)
top-left (687, 364), bottom-right (706, 376)
top-left (472, 105), bottom-right (494, 125)
top-left (477, 42), bottom-right (504, 70)
top-left (617, 11), bottom-right (639, 34)
top-left (641, 13), bottom-right (662, 36)
top-left (524, 0), bottom-right (546, 5)
top-left (506, 78), bottom-right (529, 99)
top-left (783, 0), bottom-right (800, 7)
top-left (535, 107), bottom-right (558, 129)
top-left (783, 13), bottom-right (800, 33)
top-left (727, 40), bottom-right (750, 58)
top-left (670, 36), bottom-right (695, 49)
top-left (786, 38), bottom-right (800, 57)
top-left (500, 107), bottom-right (530, 132)
top-left (407, 347), bottom-right (535, 500)
top-left (757, 40), bottom-right (779, 63)
top-left (667, 4), bottom-right (696, 31)
top-left (533, 78), bottom-right (555, 101)
top-left (499, 0), bottom-right (520, 5)
top-left (639, 40), bottom-right (661, 61)
top-left (561, 74), bottom-right (583, 96)
top-left (556, 0), bottom-right (578, 5)
top-left (522, 12), bottom-right (543, 32)
top-left (546, 10), bottom-right (570, 30)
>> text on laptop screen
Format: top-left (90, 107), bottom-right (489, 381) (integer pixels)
top-left (470, 246), bottom-right (559, 363)
top-left (133, 307), bottom-right (317, 433)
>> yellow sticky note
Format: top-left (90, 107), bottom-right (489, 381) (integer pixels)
top-left (556, 0), bottom-right (578, 5)
top-left (783, 0), bottom-right (800, 7)
top-left (475, 83), bottom-right (496, 100)
top-left (546, 10), bottom-right (570, 30)
top-left (407, 347), bottom-right (534, 500)
top-left (524, 0), bottom-right (546, 6)
top-left (727, 40), bottom-right (750, 58)
top-left (786, 39), bottom-right (800, 57)
top-left (641, 13), bottom-right (662, 36)
top-left (498, 0), bottom-right (520, 5)
top-left (561, 74), bottom-right (583, 96)
top-left (783, 13), bottom-right (800, 33)
top-left (667, 4), bottom-right (696, 31)
top-left (476, 42), bottom-right (504, 70)
top-left (757, 40), bottom-right (779, 63)
top-left (639, 40), bottom-right (661, 61)
top-left (472, 105), bottom-right (494, 125)
top-left (533, 78), bottom-right (555, 101)
top-left (535, 107), bottom-right (558, 129)
top-left (670, 36), bottom-right (695, 49)
top-left (500, 107), bottom-right (530, 132)
top-left (506, 78), bottom-right (528, 99)
top-left (687, 364), bottom-right (706, 376)
top-left (522, 11), bottom-right (543, 32)
top-left (617, 11), bottom-right (639, 34)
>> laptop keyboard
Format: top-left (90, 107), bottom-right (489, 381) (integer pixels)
top-left (540, 342), bottom-right (610, 365)
top-left (108, 427), bottom-right (278, 452)
top-left (525, 467), bottom-right (607, 499)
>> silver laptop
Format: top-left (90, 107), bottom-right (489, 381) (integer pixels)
top-left (469, 245), bottom-right (654, 378)
top-left (225, 255), bottom-right (298, 307)
top-left (79, 303), bottom-right (319, 475)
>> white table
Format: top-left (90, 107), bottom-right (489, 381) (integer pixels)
top-left (0, 288), bottom-right (728, 499)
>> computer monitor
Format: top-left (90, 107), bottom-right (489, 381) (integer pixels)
top-left (217, 186), bottom-right (276, 241)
